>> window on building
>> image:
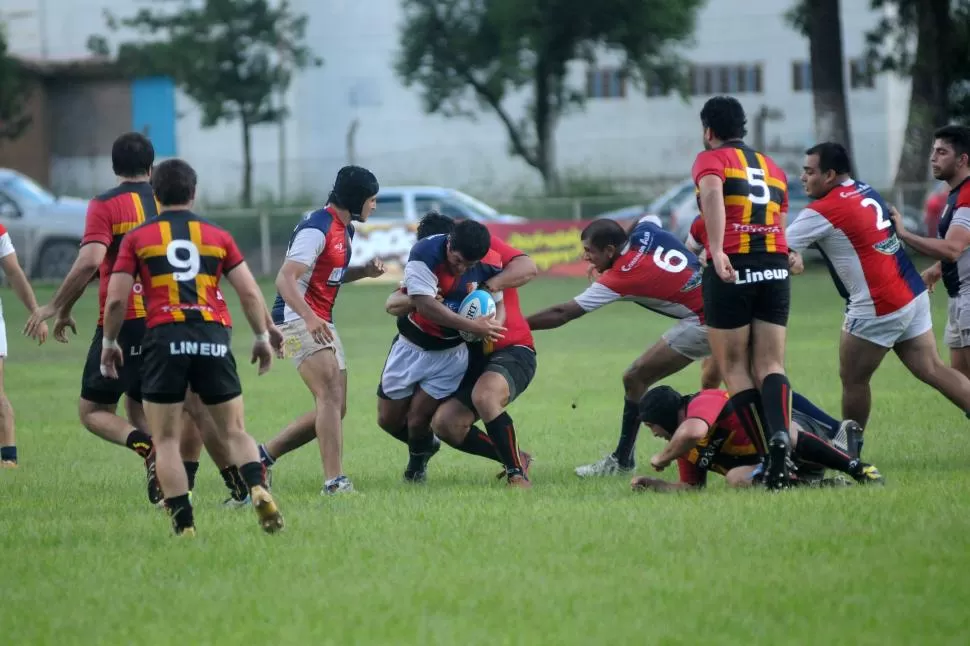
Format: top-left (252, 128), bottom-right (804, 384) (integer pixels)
top-left (688, 64), bottom-right (763, 96)
top-left (792, 61), bottom-right (811, 92)
top-left (586, 68), bottom-right (626, 99)
top-left (849, 58), bottom-right (875, 89)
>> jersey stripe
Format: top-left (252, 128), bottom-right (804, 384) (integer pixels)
top-left (755, 152), bottom-right (779, 252)
top-left (155, 221), bottom-right (185, 322)
top-left (189, 221), bottom-right (216, 322)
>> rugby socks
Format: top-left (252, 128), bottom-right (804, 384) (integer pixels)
top-left (407, 430), bottom-right (437, 456)
top-left (792, 392), bottom-right (839, 439)
top-left (0, 445), bottom-right (16, 464)
top-left (258, 444), bottom-right (276, 468)
top-left (387, 422), bottom-right (408, 445)
top-left (484, 412), bottom-right (525, 477)
top-left (729, 389), bottom-right (768, 454)
top-left (760, 373), bottom-right (793, 439)
top-left (220, 466), bottom-right (249, 501)
top-left (166, 493), bottom-right (194, 534)
top-left (183, 461), bottom-right (200, 492)
top-left (238, 461), bottom-right (268, 490)
top-left (455, 425), bottom-right (502, 462)
top-left (612, 399), bottom-right (640, 468)
top-left (125, 429), bottom-right (153, 458)
top-left (794, 430), bottom-right (860, 475)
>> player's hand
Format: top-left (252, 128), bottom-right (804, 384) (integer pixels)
top-left (52, 315), bottom-right (77, 344)
top-left (304, 313), bottom-right (334, 345)
top-left (586, 265), bottom-right (600, 283)
top-left (251, 339), bottom-right (273, 375)
top-left (889, 205), bottom-right (906, 237)
top-left (650, 453), bottom-right (670, 472)
top-left (99, 341), bottom-right (124, 380)
top-left (23, 303), bottom-right (56, 342)
top-left (788, 250), bottom-right (805, 275)
top-left (267, 324), bottom-right (285, 358)
top-left (697, 249), bottom-right (708, 268)
top-left (469, 312), bottom-right (506, 342)
top-left (921, 265), bottom-right (942, 293)
top-left (711, 251), bottom-right (736, 283)
top-left (631, 476), bottom-right (666, 491)
top-left (364, 257), bottom-right (386, 278)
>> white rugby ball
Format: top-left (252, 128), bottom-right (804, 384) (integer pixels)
top-left (458, 289), bottom-right (496, 342)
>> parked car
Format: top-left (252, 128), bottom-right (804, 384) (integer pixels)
top-left (372, 186), bottom-right (527, 226)
top-left (0, 169), bottom-right (88, 279)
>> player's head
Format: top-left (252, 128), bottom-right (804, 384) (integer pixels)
top-left (446, 219), bottom-right (491, 275)
top-left (112, 132), bottom-right (154, 179)
top-left (151, 159), bottom-right (197, 207)
top-left (931, 125), bottom-right (970, 182)
top-left (638, 385), bottom-right (687, 439)
top-left (417, 211), bottom-right (455, 240)
top-left (802, 142), bottom-right (852, 199)
top-left (580, 219), bottom-right (628, 273)
top-left (700, 96), bottom-right (747, 149)
top-left (329, 165), bottom-right (379, 221)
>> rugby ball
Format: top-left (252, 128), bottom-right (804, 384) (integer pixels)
top-left (458, 289), bottom-right (496, 342)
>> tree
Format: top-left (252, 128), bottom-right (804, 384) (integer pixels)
top-left (89, 0), bottom-right (321, 206)
top-left (395, 0), bottom-right (704, 194)
top-left (0, 27), bottom-right (32, 141)
top-left (785, 0), bottom-right (855, 175)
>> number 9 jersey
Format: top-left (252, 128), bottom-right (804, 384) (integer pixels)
top-left (113, 209), bottom-right (243, 328)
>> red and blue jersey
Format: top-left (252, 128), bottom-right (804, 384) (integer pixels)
top-left (398, 234), bottom-right (504, 350)
top-left (272, 206), bottom-right (354, 324)
top-left (937, 177), bottom-right (970, 297)
top-left (573, 218), bottom-right (705, 323)
top-left (787, 179), bottom-right (925, 317)
top-left (686, 215), bottom-right (707, 254)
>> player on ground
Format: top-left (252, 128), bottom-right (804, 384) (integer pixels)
top-left (0, 225), bottom-right (47, 466)
top-left (376, 220), bottom-right (506, 483)
top-left (629, 386), bottom-right (882, 491)
top-left (23, 133), bottom-right (162, 502)
top-left (101, 159), bottom-right (281, 536)
top-left (787, 142), bottom-right (970, 456)
top-left (692, 96), bottom-right (794, 488)
top-left (891, 127), bottom-right (970, 380)
top-left (527, 217), bottom-right (710, 477)
top-left (271, 166), bottom-right (383, 495)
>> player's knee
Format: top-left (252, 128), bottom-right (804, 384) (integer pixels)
top-left (622, 367), bottom-right (647, 397)
top-left (471, 384), bottom-right (506, 421)
top-left (430, 414), bottom-right (464, 447)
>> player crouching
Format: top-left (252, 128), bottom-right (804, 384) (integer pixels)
top-left (630, 386), bottom-right (883, 491)
top-left (101, 159), bottom-right (281, 536)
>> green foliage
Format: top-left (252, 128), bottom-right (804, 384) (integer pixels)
top-left (0, 28), bottom-right (32, 141)
top-left (784, 0), bottom-right (810, 37)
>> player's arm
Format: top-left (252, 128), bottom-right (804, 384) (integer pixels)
top-left (0, 235), bottom-right (47, 343)
top-left (274, 228), bottom-right (326, 324)
top-left (225, 261), bottom-right (271, 338)
top-left (697, 173), bottom-right (727, 255)
top-left (651, 419), bottom-right (709, 468)
top-left (527, 280), bottom-right (620, 330)
top-left (405, 260), bottom-right (505, 340)
top-left (483, 240), bottom-right (538, 293)
top-left (785, 207), bottom-right (834, 274)
top-left (343, 257), bottom-right (385, 283)
top-left (50, 244), bottom-right (106, 315)
top-left (894, 205), bottom-right (970, 262)
top-left (385, 288), bottom-right (412, 317)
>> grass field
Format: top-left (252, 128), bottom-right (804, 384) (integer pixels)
top-left (2, 268), bottom-right (969, 645)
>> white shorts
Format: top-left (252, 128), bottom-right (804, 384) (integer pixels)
top-left (945, 293), bottom-right (970, 349)
top-left (279, 319), bottom-right (346, 370)
top-left (379, 336), bottom-right (468, 401)
top-left (842, 292), bottom-right (932, 349)
top-left (661, 317), bottom-right (711, 361)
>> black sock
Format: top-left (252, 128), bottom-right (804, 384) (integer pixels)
top-left (166, 493), bottom-right (194, 533)
top-left (238, 461), bottom-right (267, 490)
top-left (794, 430), bottom-right (860, 475)
top-left (484, 412), bottom-right (523, 476)
top-left (455, 425), bottom-right (502, 463)
top-left (258, 444), bottom-right (276, 468)
top-left (183, 461), bottom-right (200, 491)
top-left (386, 422), bottom-right (408, 445)
top-left (760, 373), bottom-right (792, 440)
top-left (407, 429), bottom-right (436, 455)
top-left (125, 429), bottom-right (153, 458)
top-left (729, 389), bottom-right (768, 454)
top-left (612, 399), bottom-right (640, 468)
top-left (0, 445), bottom-right (17, 463)
top-left (220, 466), bottom-right (248, 500)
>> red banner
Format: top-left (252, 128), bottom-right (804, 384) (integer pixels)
top-left (485, 220), bottom-right (593, 277)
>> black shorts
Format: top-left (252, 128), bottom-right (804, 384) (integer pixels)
top-left (702, 252), bottom-right (791, 330)
top-left (81, 319), bottom-right (146, 405)
top-left (452, 345), bottom-right (537, 419)
top-left (140, 322), bottom-right (241, 405)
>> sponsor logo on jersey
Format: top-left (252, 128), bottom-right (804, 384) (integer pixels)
top-left (873, 236), bottom-right (901, 255)
top-left (734, 267), bottom-right (789, 285)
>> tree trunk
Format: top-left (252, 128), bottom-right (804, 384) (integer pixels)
top-left (241, 116), bottom-right (253, 207)
top-left (894, 0), bottom-right (951, 195)
top-left (808, 0), bottom-right (855, 174)
top-left (533, 60), bottom-right (560, 195)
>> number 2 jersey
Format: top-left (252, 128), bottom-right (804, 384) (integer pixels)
top-left (691, 142), bottom-right (789, 256)
top-left (573, 218), bottom-right (705, 322)
top-left (786, 178), bottom-right (925, 317)
top-left (113, 210), bottom-right (243, 328)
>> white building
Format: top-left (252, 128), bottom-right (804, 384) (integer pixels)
top-left (0, 0), bottom-right (911, 202)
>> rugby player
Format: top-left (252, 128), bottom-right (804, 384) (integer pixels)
top-left (24, 133), bottom-right (162, 502)
top-left (692, 96), bottom-right (794, 488)
top-left (527, 217), bottom-right (710, 477)
top-left (271, 165), bottom-right (384, 495)
top-left (629, 386), bottom-right (883, 491)
top-left (100, 159), bottom-right (281, 536)
top-left (684, 215), bottom-right (722, 390)
top-left (787, 142), bottom-right (970, 457)
top-left (376, 219), bottom-right (507, 483)
top-left (0, 224), bottom-right (47, 466)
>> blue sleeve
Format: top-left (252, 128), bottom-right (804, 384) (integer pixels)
top-left (407, 234), bottom-right (446, 265)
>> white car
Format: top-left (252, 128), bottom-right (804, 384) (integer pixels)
top-left (372, 186), bottom-right (526, 226)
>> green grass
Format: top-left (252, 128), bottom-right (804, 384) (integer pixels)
top-left (2, 269), bottom-right (969, 645)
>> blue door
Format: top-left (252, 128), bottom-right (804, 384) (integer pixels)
top-left (131, 77), bottom-right (176, 157)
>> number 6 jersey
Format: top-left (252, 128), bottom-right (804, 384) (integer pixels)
top-left (573, 218), bottom-right (706, 322)
top-left (113, 210), bottom-right (243, 328)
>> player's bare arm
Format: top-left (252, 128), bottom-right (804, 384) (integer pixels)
top-left (25, 243), bottom-right (106, 343)
top-left (649, 418), bottom-right (709, 472)
top-left (526, 299), bottom-right (586, 331)
top-left (343, 258), bottom-right (386, 283)
top-left (0, 253), bottom-right (47, 345)
top-left (630, 476), bottom-right (695, 493)
top-left (385, 288), bottom-right (412, 317)
top-left (100, 272), bottom-right (135, 379)
top-left (275, 258), bottom-right (333, 344)
top-left (893, 206), bottom-right (970, 262)
top-left (226, 261), bottom-right (274, 375)
top-left (483, 254), bottom-right (538, 293)
top-left (411, 294), bottom-right (505, 341)
top-left (698, 174), bottom-right (735, 281)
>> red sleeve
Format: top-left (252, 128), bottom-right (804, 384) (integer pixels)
top-left (684, 390), bottom-right (730, 427)
top-left (958, 183), bottom-right (970, 209)
top-left (490, 236), bottom-right (526, 265)
top-left (113, 230), bottom-right (139, 276)
top-left (677, 458), bottom-right (707, 486)
top-left (689, 216), bottom-right (705, 243)
top-left (223, 232), bottom-right (245, 271)
top-left (0, 223), bottom-right (7, 235)
top-left (81, 200), bottom-right (113, 247)
top-left (691, 150), bottom-right (726, 184)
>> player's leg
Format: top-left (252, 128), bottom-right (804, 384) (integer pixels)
top-left (430, 397), bottom-right (501, 464)
top-left (944, 295), bottom-right (970, 379)
top-left (376, 335), bottom-right (418, 445)
top-left (789, 425), bottom-right (884, 485)
top-left (0, 353), bottom-right (16, 467)
top-left (259, 411), bottom-right (316, 465)
top-left (699, 356), bottom-right (722, 389)
top-left (296, 348), bottom-right (349, 492)
top-left (895, 329), bottom-right (970, 419)
top-left (179, 411), bottom-right (203, 495)
top-left (406, 345), bottom-right (469, 482)
top-left (182, 388), bottom-right (249, 505)
top-left (724, 465), bottom-right (761, 488)
top-left (143, 398), bottom-right (193, 533)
